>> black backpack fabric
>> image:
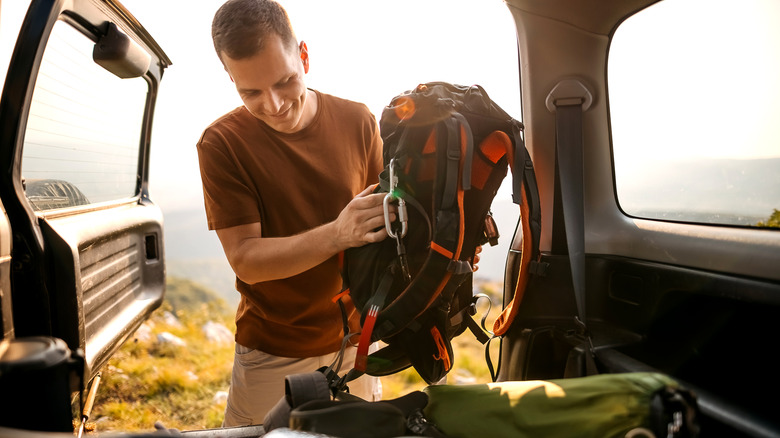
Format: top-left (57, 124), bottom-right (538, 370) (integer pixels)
top-left (341, 82), bottom-right (541, 385)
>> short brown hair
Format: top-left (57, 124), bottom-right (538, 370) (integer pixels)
top-left (212, 0), bottom-right (297, 62)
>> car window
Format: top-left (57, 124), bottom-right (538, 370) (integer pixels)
top-left (22, 20), bottom-right (148, 211)
top-left (608, 0), bottom-right (780, 228)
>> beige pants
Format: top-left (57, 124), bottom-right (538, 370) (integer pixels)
top-left (222, 343), bottom-right (381, 427)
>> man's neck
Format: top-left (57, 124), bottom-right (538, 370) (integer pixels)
top-left (298, 88), bottom-right (318, 131)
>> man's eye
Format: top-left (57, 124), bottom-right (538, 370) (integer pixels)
top-left (280, 75), bottom-right (296, 86)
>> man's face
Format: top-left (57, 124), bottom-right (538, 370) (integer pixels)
top-left (223, 34), bottom-right (309, 133)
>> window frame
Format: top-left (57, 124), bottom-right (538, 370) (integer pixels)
top-left (21, 19), bottom-right (151, 213)
top-left (607, 0), bottom-right (780, 230)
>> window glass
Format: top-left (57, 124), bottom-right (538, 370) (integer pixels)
top-left (22, 20), bottom-right (148, 211)
top-left (609, 0), bottom-right (780, 227)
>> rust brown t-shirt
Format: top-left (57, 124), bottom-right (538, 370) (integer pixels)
top-left (196, 90), bottom-right (383, 357)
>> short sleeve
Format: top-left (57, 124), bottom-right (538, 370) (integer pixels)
top-left (197, 135), bottom-right (263, 230)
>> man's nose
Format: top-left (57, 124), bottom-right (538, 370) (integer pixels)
top-left (262, 90), bottom-right (284, 114)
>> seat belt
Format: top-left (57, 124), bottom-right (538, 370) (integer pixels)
top-left (547, 79), bottom-right (598, 376)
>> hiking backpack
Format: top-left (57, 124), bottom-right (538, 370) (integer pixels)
top-left (340, 82), bottom-right (542, 385)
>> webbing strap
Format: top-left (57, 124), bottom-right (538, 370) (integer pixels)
top-left (491, 126), bottom-right (544, 337)
top-left (464, 313), bottom-right (490, 344)
top-left (451, 113), bottom-right (474, 191)
top-left (372, 251), bottom-right (453, 341)
top-left (553, 95), bottom-right (599, 374)
top-left (554, 101), bottom-right (587, 325)
top-left (441, 117), bottom-right (461, 211)
top-left (510, 121), bottom-right (525, 205)
top-left (508, 120), bottom-right (541, 254)
top-left (375, 186), bottom-right (432, 243)
top-left (354, 306), bottom-right (378, 372)
top-left (354, 268), bottom-right (395, 371)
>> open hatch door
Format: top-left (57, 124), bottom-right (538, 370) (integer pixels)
top-left (0, 0), bottom-right (172, 382)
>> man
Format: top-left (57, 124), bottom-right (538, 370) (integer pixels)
top-left (197, 0), bottom-right (385, 426)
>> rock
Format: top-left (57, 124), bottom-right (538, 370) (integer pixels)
top-left (157, 331), bottom-right (186, 347)
top-left (202, 321), bottom-right (234, 345)
top-left (213, 390), bottom-right (228, 405)
top-left (162, 311), bottom-right (183, 328)
top-left (134, 322), bottom-right (153, 342)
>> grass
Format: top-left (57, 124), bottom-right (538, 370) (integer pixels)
top-left (86, 277), bottom-right (503, 434)
top-left (89, 289), bottom-right (236, 432)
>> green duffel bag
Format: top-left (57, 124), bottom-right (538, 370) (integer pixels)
top-left (423, 372), bottom-right (699, 438)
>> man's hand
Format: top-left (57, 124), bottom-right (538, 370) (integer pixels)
top-left (331, 185), bottom-right (392, 248)
top-left (216, 185), bottom-right (393, 284)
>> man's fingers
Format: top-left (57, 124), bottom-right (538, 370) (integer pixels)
top-left (364, 215), bottom-right (387, 232)
top-left (356, 184), bottom-right (379, 198)
top-left (364, 226), bottom-right (388, 243)
top-left (350, 193), bottom-right (385, 212)
top-left (473, 245), bottom-right (482, 272)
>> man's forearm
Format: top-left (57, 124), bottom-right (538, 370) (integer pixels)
top-left (226, 221), bottom-right (341, 284)
top-left (218, 188), bottom-right (389, 284)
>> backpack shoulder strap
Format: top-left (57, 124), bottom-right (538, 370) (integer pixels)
top-left (492, 121), bottom-right (544, 336)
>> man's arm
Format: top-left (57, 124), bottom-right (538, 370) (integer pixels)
top-left (216, 186), bottom-right (389, 284)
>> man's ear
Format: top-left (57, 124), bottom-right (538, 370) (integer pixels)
top-left (299, 41), bottom-right (309, 74)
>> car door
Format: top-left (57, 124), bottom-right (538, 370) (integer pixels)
top-left (0, 0), bottom-right (171, 381)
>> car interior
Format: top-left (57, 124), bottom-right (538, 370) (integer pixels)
top-left (498, 0), bottom-right (780, 437)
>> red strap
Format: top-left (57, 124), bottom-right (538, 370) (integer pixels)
top-left (354, 304), bottom-right (379, 372)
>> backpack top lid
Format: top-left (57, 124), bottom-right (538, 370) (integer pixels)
top-left (381, 82), bottom-right (517, 129)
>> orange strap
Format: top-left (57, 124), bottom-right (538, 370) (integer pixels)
top-left (493, 187), bottom-right (533, 336)
top-left (331, 288), bottom-right (350, 303)
top-left (430, 326), bottom-right (452, 371)
top-left (430, 241), bottom-right (453, 259)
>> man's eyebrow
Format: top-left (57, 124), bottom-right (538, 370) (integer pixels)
top-left (237, 86), bottom-right (260, 94)
top-left (273, 73), bottom-right (296, 87)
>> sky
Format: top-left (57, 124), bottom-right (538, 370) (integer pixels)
top-left (110, 0), bottom-right (780, 216)
top-left (609, 0), bottom-right (780, 169)
top-left (116, 0), bottom-right (522, 213)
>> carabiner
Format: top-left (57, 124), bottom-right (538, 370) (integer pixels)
top-left (384, 193), bottom-right (408, 239)
top-left (383, 159), bottom-right (408, 239)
